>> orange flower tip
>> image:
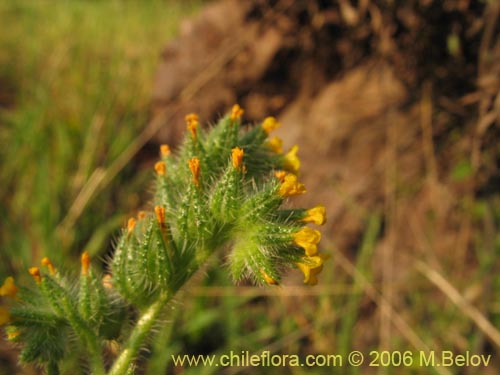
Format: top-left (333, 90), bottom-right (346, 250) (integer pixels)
top-left (41, 257), bottom-right (56, 275)
top-left (303, 205), bottom-right (327, 225)
top-left (154, 206), bottom-right (166, 225)
top-left (230, 104), bottom-right (244, 121)
top-left (81, 251), bottom-right (91, 276)
top-left (231, 147), bottom-right (244, 170)
top-left (185, 113), bottom-right (199, 124)
top-left (283, 145), bottom-right (300, 173)
top-left (160, 144), bottom-right (171, 157)
top-left (137, 211), bottom-right (147, 220)
top-left (185, 113), bottom-right (199, 138)
top-left (154, 161), bottom-right (167, 176)
top-left (188, 157), bottom-right (201, 186)
top-left (127, 217), bottom-right (137, 235)
top-left (187, 122), bottom-right (198, 139)
top-left (278, 173), bottom-right (306, 197)
top-left (260, 269), bottom-right (279, 285)
top-left (267, 136), bottom-right (283, 154)
top-left (0, 277), bottom-right (18, 299)
top-left (28, 267), bottom-right (41, 284)
top-left (262, 116), bottom-right (280, 134)
top-left (102, 274), bottom-right (113, 289)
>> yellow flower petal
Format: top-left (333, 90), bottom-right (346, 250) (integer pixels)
top-left (293, 227), bottom-right (321, 256)
top-left (303, 205), bottom-right (327, 225)
top-left (278, 173), bottom-right (306, 197)
top-left (296, 254), bottom-right (329, 285)
top-left (283, 145), bottom-right (300, 173)
top-left (0, 277), bottom-right (18, 299)
top-left (262, 117), bottom-right (280, 134)
top-left (266, 136), bottom-right (283, 154)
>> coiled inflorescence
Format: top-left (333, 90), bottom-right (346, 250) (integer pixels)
top-left (1, 105), bottom-right (328, 374)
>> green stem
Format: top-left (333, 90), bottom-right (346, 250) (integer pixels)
top-left (108, 293), bottom-right (170, 375)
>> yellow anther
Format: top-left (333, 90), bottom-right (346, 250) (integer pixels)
top-left (29, 267), bottom-right (41, 284)
top-left (81, 251), bottom-right (90, 276)
top-left (230, 104), bottom-right (244, 121)
top-left (41, 257), bottom-right (56, 275)
top-left (188, 157), bottom-right (201, 186)
top-left (231, 147), bottom-right (244, 170)
top-left (154, 161), bottom-right (166, 176)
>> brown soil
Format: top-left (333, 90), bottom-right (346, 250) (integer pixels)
top-left (151, 0), bottom-right (499, 255)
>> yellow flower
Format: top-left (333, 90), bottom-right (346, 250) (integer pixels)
top-left (260, 269), bottom-right (278, 285)
top-left (293, 227), bottom-right (321, 256)
top-left (302, 205), bottom-right (327, 225)
top-left (266, 136), bottom-right (283, 154)
top-left (230, 104), bottom-right (244, 121)
top-left (0, 306), bottom-right (10, 326)
top-left (296, 254), bottom-right (329, 286)
top-left (154, 161), bottom-right (166, 176)
top-left (283, 145), bottom-right (300, 173)
top-left (160, 144), bottom-right (171, 157)
top-left (278, 173), bottom-right (306, 197)
top-left (231, 147), bottom-right (244, 170)
top-left (188, 157), bottom-right (201, 186)
top-left (0, 277), bottom-right (18, 299)
top-left (262, 116), bottom-right (280, 134)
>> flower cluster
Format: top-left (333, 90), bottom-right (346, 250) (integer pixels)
top-left (1, 105), bottom-right (328, 374)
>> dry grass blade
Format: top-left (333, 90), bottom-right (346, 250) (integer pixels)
top-left (335, 251), bottom-right (453, 375)
top-left (416, 260), bottom-right (500, 348)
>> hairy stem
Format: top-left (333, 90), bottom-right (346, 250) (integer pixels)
top-left (107, 293), bottom-right (170, 375)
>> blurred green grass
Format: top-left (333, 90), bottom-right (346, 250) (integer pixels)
top-left (0, 0), bottom-right (201, 280)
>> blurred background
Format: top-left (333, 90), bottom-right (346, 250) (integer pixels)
top-left (0, 0), bottom-right (499, 374)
